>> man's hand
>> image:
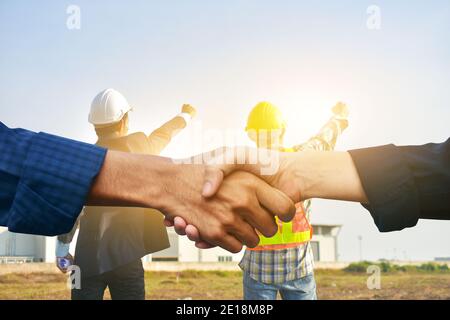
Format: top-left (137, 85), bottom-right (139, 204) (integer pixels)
top-left (200, 146), bottom-right (366, 202)
top-left (166, 147), bottom-right (368, 247)
top-left (201, 147), bottom-right (303, 201)
top-left (182, 104), bottom-right (197, 118)
top-left (88, 151), bottom-right (295, 253)
top-left (56, 254), bottom-right (74, 273)
top-left (160, 170), bottom-right (295, 252)
top-left (165, 147), bottom-right (303, 249)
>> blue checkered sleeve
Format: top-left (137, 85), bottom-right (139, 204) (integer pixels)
top-left (0, 122), bottom-right (106, 236)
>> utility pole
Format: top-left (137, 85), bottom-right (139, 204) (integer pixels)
top-left (198, 246), bottom-right (203, 262)
top-left (358, 235), bottom-right (363, 261)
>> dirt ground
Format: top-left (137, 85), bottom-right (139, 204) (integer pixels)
top-left (0, 269), bottom-right (449, 300)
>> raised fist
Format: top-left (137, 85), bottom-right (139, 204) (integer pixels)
top-left (182, 104), bottom-right (197, 118)
top-left (332, 102), bottom-right (349, 118)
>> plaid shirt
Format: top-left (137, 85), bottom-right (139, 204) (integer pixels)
top-left (0, 121), bottom-right (106, 236)
top-left (239, 113), bottom-right (349, 284)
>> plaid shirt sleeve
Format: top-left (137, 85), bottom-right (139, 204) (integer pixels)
top-left (293, 114), bottom-right (349, 151)
top-left (0, 122), bottom-right (106, 236)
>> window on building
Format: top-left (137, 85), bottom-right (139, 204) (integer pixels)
top-left (218, 256), bottom-right (232, 262)
top-left (152, 257), bottom-right (178, 262)
top-left (314, 226), bottom-right (333, 236)
top-left (321, 226), bottom-right (332, 236)
top-left (314, 226), bottom-right (321, 235)
top-left (310, 241), bottom-right (320, 261)
top-left (151, 232), bottom-right (179, 261)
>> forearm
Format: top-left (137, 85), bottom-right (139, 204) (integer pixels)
top-left (148, 116), bottom-right (187, 154)
top-left (86, 150), bottom-right (174, 210)
top-left (149, 116), bottom-right (186, 140)
top-left (286, 151), bottom-right (368, 203)
top-left (57, 215), bottom-right (80, 243)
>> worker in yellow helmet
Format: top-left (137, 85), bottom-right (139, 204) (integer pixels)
top-left (240, 101), bottom-right (349, 300)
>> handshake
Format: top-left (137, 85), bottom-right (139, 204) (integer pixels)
top-left (88, 145), bottom-right (366, 253)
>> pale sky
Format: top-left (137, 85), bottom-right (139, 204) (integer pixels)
top-left (1, 1), bottom-right (449, 261)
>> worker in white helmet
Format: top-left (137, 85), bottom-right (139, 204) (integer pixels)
top-left (55, 88), bottom-right (196, 300)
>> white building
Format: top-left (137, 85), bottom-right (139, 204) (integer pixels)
top-left (0, 224), bottom-right (341, 264)
top-left (0, 227), bottom-right (55, 263)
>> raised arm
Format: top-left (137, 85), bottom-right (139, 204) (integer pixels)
top-left (148, 104), bottom-right (196, 154)
top-left (294, 102), bottom-right (349, 151)
top-left (57, 212), bottom-right (81, 244)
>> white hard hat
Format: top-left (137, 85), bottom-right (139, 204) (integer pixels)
top-left (88, 88), bottom-right (132, 126)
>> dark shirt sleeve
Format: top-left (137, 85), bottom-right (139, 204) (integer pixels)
top-left (57, 213), bottom-right (81, 243)
top-left (0, 122), bottom-right (106, 236)
top-left (348, 138), bottom-right (450, 232)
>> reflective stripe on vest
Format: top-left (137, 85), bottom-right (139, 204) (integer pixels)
top-left (258, 221), bottom-right (312, 246)
top-left (248, 147), bottom-right (312, 251)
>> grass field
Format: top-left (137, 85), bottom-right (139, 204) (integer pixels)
top-left (0, 269), bottom-right (449, 300)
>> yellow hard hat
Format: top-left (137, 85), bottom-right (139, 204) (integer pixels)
top-left (245, 102), bottom-right (286, 131)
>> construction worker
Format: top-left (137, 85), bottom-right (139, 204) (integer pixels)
top-left (239, 101), bottom-right (349, 300)
top-left (55, 88), bottom-right (196, 300)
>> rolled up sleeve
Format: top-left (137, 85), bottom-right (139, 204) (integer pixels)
top-left (1, 122), bottom-right (106, 236)
top-left (348, 144), bottom-right (421, 232)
